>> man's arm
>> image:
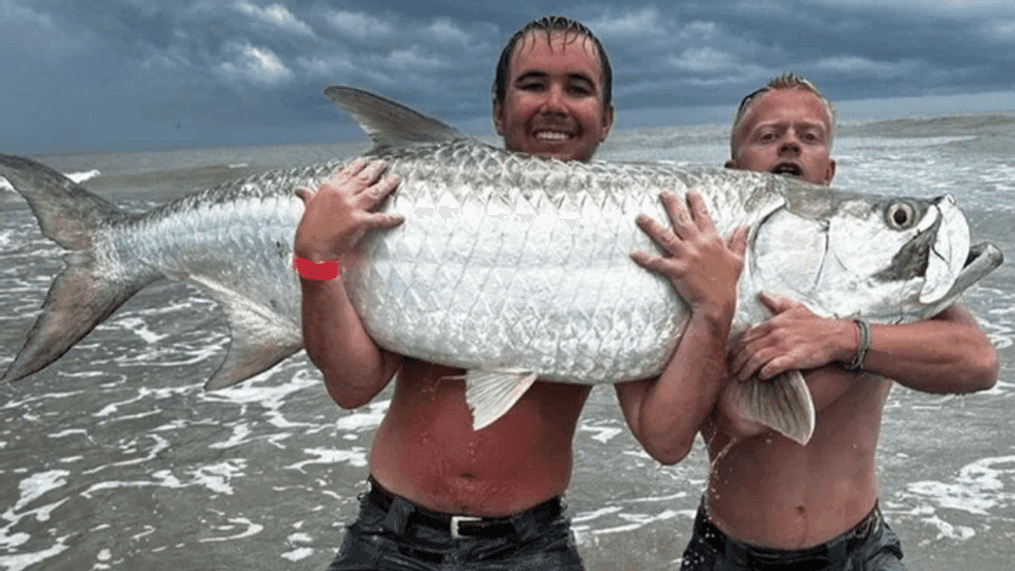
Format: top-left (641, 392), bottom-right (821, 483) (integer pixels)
top-left (616, 190), bottom-right (748, 465)
top-left (727, 292), bottom-right (999, 394)
top-left (295, 160), bottom-right (404, 409)
top-left (715, 292), bottom-right (997, 441)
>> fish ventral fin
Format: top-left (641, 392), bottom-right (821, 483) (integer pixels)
top-left (324, 86), bottom-right (465, 151)
top-left (462, 370), bottom-right (539, 430)
top-left (193, 277), bottom-right (303, 390)
top-left (731, 370), bottom-right (816, 445)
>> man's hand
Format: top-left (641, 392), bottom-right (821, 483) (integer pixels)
top-left (630, 189), bottom-right (748, 322)
top-left (294, 160), bottom-right (403, 264)
top-left (619, 190), bottom-right (749, 463)
top-left (727, 291), bottom-right (856, 383)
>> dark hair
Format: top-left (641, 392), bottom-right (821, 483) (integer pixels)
top-left (491, 15), bottom-right (613, 112)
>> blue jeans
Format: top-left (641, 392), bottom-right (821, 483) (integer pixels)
top-left (680, 501), bottom-right (907, 571)
top-left (326, 481), bottom-right (585, 571)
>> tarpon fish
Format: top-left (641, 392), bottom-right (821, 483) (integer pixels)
top-left (1, 87), bottom-right (1002, 445)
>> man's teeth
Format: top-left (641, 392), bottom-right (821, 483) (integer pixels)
top-left (535, 131), bottom-right (570, 141)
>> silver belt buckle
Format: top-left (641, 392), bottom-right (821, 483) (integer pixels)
top-left (450, 515), bottom-right (482, 539)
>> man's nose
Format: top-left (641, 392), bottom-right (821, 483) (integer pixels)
top-left (778, 135), bottom-right (801, 155)
top-left (539, 84), bottom-right (568, 115)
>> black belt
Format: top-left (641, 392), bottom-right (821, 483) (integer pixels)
top-left (698, 502), bottom-right (884, 570)
top-left (367, 476), bottom-right (562, 539)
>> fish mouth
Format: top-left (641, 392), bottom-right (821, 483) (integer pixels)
top-left (949, 242), bottom-right (1004, 298)
top-left (770, 162), bottom-right (802, 178)
top-left (921, 240), bottom-right (1003, 316)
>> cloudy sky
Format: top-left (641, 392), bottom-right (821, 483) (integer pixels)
top-left (3, 0), bottom-right (1014, 155)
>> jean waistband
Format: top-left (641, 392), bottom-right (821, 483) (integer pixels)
top-left (696, 501), bottom-right (884, 570)
top-left (367, 475), bottom-right (563, 539)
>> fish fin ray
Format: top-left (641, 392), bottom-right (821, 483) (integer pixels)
top-left (736, 370), bottom-right (816, 445)
top-left (324, 86), bottom-right (465, 150)
top-left (464, 370), bottom-right (538, 430)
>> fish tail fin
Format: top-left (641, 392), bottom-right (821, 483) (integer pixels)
top-left (1, 153), bottom-right (157, 382)
top-left (729, 370), bottom-right (816, 445)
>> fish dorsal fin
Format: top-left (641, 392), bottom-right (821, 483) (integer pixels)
top-left (460, 370), bottom-right (539, 430)
top-left (324, 85), bottom-right (465, 150)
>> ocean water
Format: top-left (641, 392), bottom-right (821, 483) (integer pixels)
top-left (2, 113), bottom-right (1014, 571)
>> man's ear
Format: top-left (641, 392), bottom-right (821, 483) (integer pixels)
top-left (493, 101), bottom-right (505, 136)
top-left (601, 105), bottom-right (614, 139)
top-left (823, 158), bottom-right (837, 185)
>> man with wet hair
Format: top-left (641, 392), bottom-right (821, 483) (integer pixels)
top-left (490, 15), bottom-right (614, 163)
top-left (678, 71), bottom-right (998, 571)
top-left (296, 15), bottom-right (745, 570)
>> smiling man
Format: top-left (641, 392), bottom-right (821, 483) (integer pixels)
top-left (678, 72), bottom-right (999, 571)
top-left (491, 19), bottom-right (613, 162)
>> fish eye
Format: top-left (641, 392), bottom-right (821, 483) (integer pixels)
top-left (885, 201), bottom-right (918, 230)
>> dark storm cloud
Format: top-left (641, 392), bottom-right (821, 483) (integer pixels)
top-left (1, 0), bottom-right (1013, 154)
top-left (587, 2), bottom-right (1014, 112)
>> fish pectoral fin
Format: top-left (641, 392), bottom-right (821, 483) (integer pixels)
top-left (734, 370), bottom-right (816, 445)
top-left (464, 370), bottom-right (539, 431)
top-left (197, 279), bottom-right (303, 390)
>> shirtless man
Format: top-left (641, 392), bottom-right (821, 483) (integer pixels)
top-left (678, 72), bottom-right (999, 570)
top-left (294, 16), bottom-right (745, 570)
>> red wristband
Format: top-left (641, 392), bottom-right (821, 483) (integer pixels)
top-left (293, 256), bottom-right (339, 281)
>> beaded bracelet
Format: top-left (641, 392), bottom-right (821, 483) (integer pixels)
top-left (847, 319), bottom-right (871, 372)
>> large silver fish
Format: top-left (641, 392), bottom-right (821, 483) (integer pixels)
top-left (1, 87), bottom-right (1002, 445)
